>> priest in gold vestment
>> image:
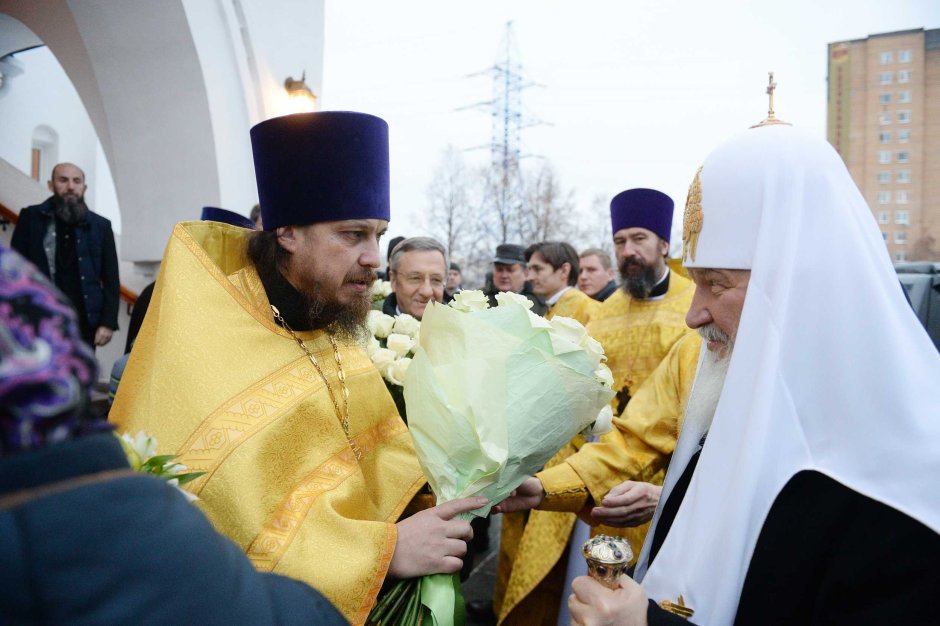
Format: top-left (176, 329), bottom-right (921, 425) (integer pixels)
top-left (110, 112), bottom-right (482, 626)
top-left (492, 188), bottom-right (699, 625)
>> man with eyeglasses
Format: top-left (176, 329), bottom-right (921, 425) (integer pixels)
top-left (384, 236), bottom-right (448, 320)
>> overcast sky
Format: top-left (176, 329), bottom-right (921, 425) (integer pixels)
top-left (321, 0), bottom-right (938, 247)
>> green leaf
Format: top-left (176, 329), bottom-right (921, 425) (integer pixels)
top-left (173, 471), bottom-right (207, 486)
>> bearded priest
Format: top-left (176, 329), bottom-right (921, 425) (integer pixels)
top-left (568, 121), bottom-right (940, 624)
top-left (110, 112), bottom-right (484, 625)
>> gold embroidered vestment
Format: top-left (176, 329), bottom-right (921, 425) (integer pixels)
top-left (110, 222), bottom-right (425, 625)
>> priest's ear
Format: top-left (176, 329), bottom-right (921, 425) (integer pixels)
top-left (276, 226), bottom-right (299, 253)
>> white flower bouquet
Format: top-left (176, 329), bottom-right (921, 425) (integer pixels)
top-left (368, 290), bottom-right (614, 625)
top-left (116, 431), bottom-right (206, 502)
top-left (366, 310), bottom-right (421, 418)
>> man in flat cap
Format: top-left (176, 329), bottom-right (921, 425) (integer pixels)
top-left (493, 189), bottom-right (700, 625)
top-left (485, 243), bottom-right (548, 316)
top-left (569, 123), bottom-right (940, 624)
top-left (111, 112), bottom-right (483, 625)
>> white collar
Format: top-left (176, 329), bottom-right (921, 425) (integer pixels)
top-left (546, 286), bottom-right (571, 307)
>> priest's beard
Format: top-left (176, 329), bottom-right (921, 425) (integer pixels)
top-left (295, 268), bottom-right (376, 342)
top-left (53, 195), bottom-right (88, 225)
top-left (619, 257), bottom-right (659, 299)
top-left (682, 324), bottom-right (733, 435)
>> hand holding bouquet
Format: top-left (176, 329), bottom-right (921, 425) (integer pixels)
top-left (369, 290), bottom-right (614, 625)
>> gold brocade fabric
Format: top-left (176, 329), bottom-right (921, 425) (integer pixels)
top-left (110, 222), bottom-right (425, 626)
top-left (546, 288), bottom-right (599, 325)
top-left (586, 274), bottom-right (696, 403)
top-left (495, 332), bottom-right (701, 625)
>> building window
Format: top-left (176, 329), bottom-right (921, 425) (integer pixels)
top-left (897, 150), bottom-right (910, 164)
top-left (895, 210), bottom-right (909, 225)
top-left (878, 150), bottom-right (892, 164)
top-left (899, 49), bottom-right (912, 63)
top-left (879, 112), bottom-right (892, 125)
top-left (898, 130), bottom-right (911, 143)
top-left (879, 131), bottom-right (891, 144)
top-left (880, 51), bottom-right (893, 64)
top-left (877, 211), bottom-right (890, 224)
top-left (895, 231), bottom-right (907, 244)
top-left (879, 93), bottom-right (891, 105)
top-left (898, 69), bottom-right (912, 83)
top-left (897, 170), bottom-right (911, 183)
top-left (896, 251), bottom-right (908, 262)
top-left (898, 90), bottom-right (912, 104)
top-left (878, 171), bottom-right (891, 184)
top-left (879, 71), bottom-right (893, 84)
top-left (883, 231), bottom-right (889, 242)
top-left (898, 110), bottom-right (911, 123)
top-left (896, 191), bottom-right (908, 204)
top-left (877, 191), bottom-right (891, 204)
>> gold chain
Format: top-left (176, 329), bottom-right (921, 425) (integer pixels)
top-left (271, 305), bottom-right (360, 460)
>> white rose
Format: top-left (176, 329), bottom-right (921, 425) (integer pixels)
top-left (371, 347), bottom-right (397, 372)
top-left (494, 291), bottom-right (534, 310)
top-left (368, 310), bottom-right (395, 338)
top-left (586, 405), bottom-right (614, 436)
top-left (385, 357), bottom-right (412, 386)
top-left (580, 334), bottom-right (606, 369)
top-left (595, 364), bottom-right (615, 388)
top-left (549, 316), bottom-right (588, 346)
top-left (386, 332), bottom-right (415, 357)
top-left (393, 313), bottom-right (421, 337)
top-left (365, 335), bottom-right (381, 357)
top-left (370, 280), bottom-right (392, 298)
top-left (450, 290), bottom-right (490, 312)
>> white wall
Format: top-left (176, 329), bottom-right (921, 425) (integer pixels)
top-left (0, 46), bottom-right (122, 231)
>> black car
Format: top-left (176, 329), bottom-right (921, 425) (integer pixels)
top-left (896, 262), bottom-right (940, 351)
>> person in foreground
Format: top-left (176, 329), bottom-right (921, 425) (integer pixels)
top-left (0, 245), bottom-right (346, 625)
top-left (568, 122), bottom-right (940, 624)
top-left (110, 112), bottom-right (481, 625)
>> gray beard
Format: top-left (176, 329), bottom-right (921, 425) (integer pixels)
top-left (681, 341), bottom-right (732, 436)
top-left (54, 197), bottom-right (88, 225)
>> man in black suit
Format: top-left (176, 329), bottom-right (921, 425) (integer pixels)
top-left (11, 162), bottom-right (119, 350)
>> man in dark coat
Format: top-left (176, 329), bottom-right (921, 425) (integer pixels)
top-left (578, 247), bottom-right (618, 302)
top-left (10, 162), bottom-right (119, 350)
top-left (483, 243), bottom-right (547, 316)
top-left (0, 244), bottom-right (347, 625)
top-left (566, 123), bottom-right (940, 624)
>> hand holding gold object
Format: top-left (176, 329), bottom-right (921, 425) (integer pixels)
top-left (582, 534), bottom-right (632, 589)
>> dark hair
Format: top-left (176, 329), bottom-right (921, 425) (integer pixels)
top-left (249, 204), bottom-right (262, 223)
top-left (386, 236), bottom-right (406, 263)
top-left (524, 241), bottom-right (580, 286)
top-left (579, 247), bottom-right (613, 270)
top-left (246, 229), bottom-right (289, 283)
